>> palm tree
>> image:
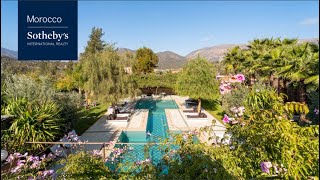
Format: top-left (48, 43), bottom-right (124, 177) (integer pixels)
top-left (223, 46), bottom-right (243, 74)
top-left (276, 43), bottom-right (316, 102)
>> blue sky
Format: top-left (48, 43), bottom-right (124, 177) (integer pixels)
top-left (1, 1), bottom-right (319, 56)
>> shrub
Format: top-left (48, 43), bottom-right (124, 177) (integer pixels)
top-left (2, 98), bottom-right (63, 153)
top-left (56, 151), bottom-right (112, 179)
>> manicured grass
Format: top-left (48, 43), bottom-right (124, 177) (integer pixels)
top-left (74, 102), bottom-right (110, 135)
top-left (202, 99), bottom-right (225, 125)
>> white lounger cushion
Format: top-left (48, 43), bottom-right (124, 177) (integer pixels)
top-left (117, 113), bottom-right (130, 117)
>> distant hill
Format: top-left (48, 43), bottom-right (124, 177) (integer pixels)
top-left (116, 48), bottom-right (187, 69)
top-left (186, 38), bottom-right (319, 62)
top-left (116, 48), bottom-right (136, 55)
top-left (156, 51), bottom-right (187, 69)
top-left (1, 47), bottom-right (17, 59)
top-left (2, 38), bottom-right (318, 69)
top-left (297, 38), bottom-right (319, 44)
top-left (186, 44), bottom-right (248, 62)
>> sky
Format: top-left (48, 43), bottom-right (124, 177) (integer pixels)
top-left (1, 1), bottom-right (319, 56)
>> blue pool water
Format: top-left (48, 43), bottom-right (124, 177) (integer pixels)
top-left (107, 100), bottom-right (180, 170)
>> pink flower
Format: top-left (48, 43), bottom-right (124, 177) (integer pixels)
top-left (6, 154), bottom-right (15, 163)
top-left (47, 153), bottom-right (56, 159)
top-left (30, 160), bottom-right (41, 169)
top-left (236, 74), bottom-right (245, 81)
top-left (16, 160), bottom-right (26, 167)
top-left (92, 149), bottom-right (102, 157)
top-left (135, 160), bottom-right (141, 165)
top-left (314, 108), bottom-right (319, 115)
top-left (40, 154), bottom-right (46, 160)
top-left (260, 161), bottom-right (272, 173)
top-left (11, 166), bottom-right (22, 173)
top-left (191, 130), bottom-right (199, 135)
top-left (13, 152), bottom-right (22, 158)
top-left (222, 114), bottom-right (230, 123)
top-left (182, 134), bottom-right (188, 141)
top-left (27, 155), bottom-right (39, 163)
top-left (42, 170), bottom-right (54, 178)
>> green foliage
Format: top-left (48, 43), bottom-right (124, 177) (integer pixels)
top-left (2, 74), bottom-right (81, 130)
top-left (42, 98), bottom-right (318, 179)
top-left (3, 75), bottom-right (56, 104)
top-left (284, 102), bottom-right (309, 115)
top-left (73, 103), bottom-right (109, 135)
top-left (82, 27), bottom-right (106, 56)
top-left (133, 47), bottom-right (159, 74)
top-left (82, 49), bottom-right (138, 105)
top-left (306, 92), bottom-right (319, 124)
top-left (244, 84), bottom-right (285, 113)
top-left (220, 83), bottom-right (250, 115)
top-left (54, 92), bottom-right (82, 129)
top-left (98, 50), bottom-right (137, 104)
top-left (1, 74), bottom-right (81, 153)
top-left (57, 151), bottom-right (112, 179)
top-left (2, 98), bottom-right (63, 153)
top-left (229, 110), bottom-right (319, 178)
top-left (157, 137), bottom-right (241, 179)
top-left (79, 27), bottom-right (138, 106)
top-left (133, 73), bottom-right (178, 89)
top-left (222, 38), bottom-right (319, 103)
top-left (175, 57), bottom-right (219, 100)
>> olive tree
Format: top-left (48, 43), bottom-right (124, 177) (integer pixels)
top-left (175, 57), bottom-right (219, 114)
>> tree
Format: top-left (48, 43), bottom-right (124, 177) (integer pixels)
top-left (81, 27), bottom-right (106, 56)
top-left (133, 47), bottom-right (159, 74)
top-left (95, 50), bottom-right (138, 118)
top-left (175, 57), bottom-right (219, 114)
top-left (79, 27), bottom-right (108, 100)
top-left (276, 43), bottom-right (318, 102)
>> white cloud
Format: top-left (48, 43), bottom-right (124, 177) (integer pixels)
top-left (200, 34), bottom-right (215, 42)
top-left (300, 18), bottom-right (319, 25)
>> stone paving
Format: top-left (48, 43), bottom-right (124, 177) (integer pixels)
top-left (78, 115), bottom-right (126, 152)
top-left (126, 109), bottom-right (149, 131)
top-left (165, 109), bottom-right (190, 132)
top-left (168, 95), bottom-right (226, 144)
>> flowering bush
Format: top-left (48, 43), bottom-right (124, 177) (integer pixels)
top-left (222, 114), bottom-right (230, 123)
top-left (2, 152), bottom-right (56, 179)
top-left (235, 74), bottom-right (245, 82)
top-left (56, 151), bottom-right (112, 179)
top-left (260, 161), bottom-right (272, 174)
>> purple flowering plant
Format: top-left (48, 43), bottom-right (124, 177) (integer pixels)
top-left (2, 151), bottom-right (57, 179)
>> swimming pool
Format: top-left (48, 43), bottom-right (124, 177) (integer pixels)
top-left (106, 99), bottom-right (180, 170)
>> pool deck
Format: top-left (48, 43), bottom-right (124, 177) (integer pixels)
top-left (126, 109), bottom-right (149, 131)
top-left (71, 95), bottom-right (225, 152)
top-left (78, 115), bottom-right (127, 152)
top-left (168, 95), bottom-right (227, 144)
top-left (165, 109), bottom-right (190, 132)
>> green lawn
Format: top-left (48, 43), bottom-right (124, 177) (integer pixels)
top-left (74, 102), bottom-right (110, 135)
top-left (202, 99), bottom-right (225, 125)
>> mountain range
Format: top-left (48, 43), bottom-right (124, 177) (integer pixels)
top-left (2, 38), bottom-right (318, 69)
top-left (1, 47), bottom-right (18, 59)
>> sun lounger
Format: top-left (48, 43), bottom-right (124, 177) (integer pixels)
top-left (186, 113), bottom-right (207, 119)
top-left (116, 113), bottom-right (131, 118)
top-left (183, 109), bottom-right (197, 113)
top-left (115, 116), bottom-right (129, 120)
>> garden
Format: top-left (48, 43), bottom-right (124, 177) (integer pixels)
top-left (1, 29), bottom-right (319, 179)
